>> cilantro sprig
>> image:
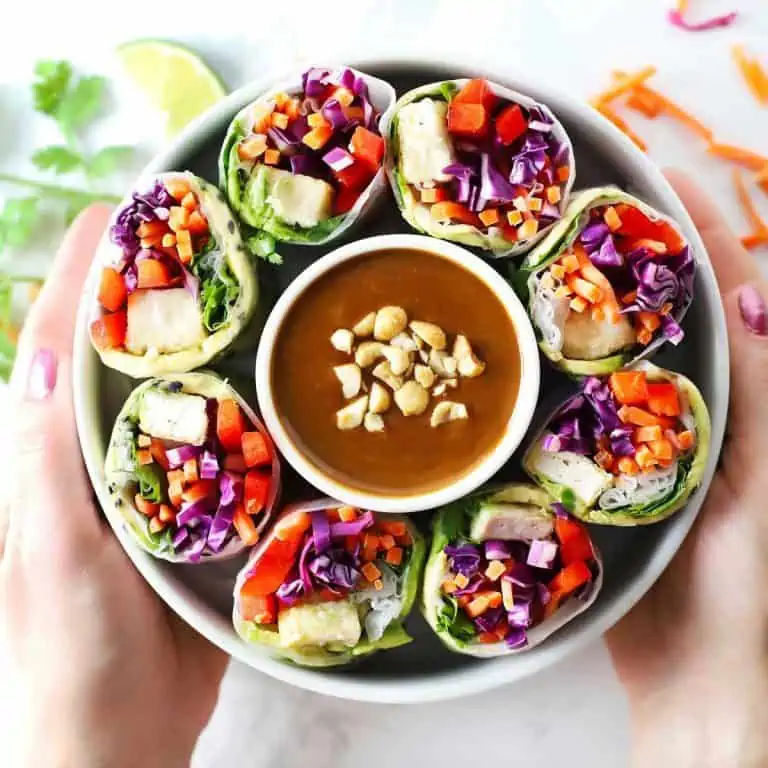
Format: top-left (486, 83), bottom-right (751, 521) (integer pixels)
top-left (0, 59), bottom-right (135, 380)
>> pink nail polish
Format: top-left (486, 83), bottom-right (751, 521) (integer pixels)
top-left (26, 348), bottom-right (58, 400)
top-left (738, 285), bottom-right (767, 336)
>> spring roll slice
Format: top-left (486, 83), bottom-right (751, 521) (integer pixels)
top-left (383, 78), bottom-right (575, 257)
top-left (422, 483), bottom-right (603, 657)
top-left (516, 186), bottom-right (695, 376)
top-left (523, 362), bottom-right (711, 525)
top-left (218, 66), bottom-right (396, 246)
top-left (105, 373), bottom-right (281, 562)
top-left (90, 172), bottom-right (258, 378)
top-left (233, 500), bottom-right (425, 667)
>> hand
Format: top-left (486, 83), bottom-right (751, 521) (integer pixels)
top-left (606, 170), bottom-right (768, 768)
top-left (0, 207), bottom-right (228, 768)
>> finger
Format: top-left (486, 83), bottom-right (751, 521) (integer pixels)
top-left (664, 168), bottom-right (761, 296)
top-left (721, 282), bottom-right (768, 479)
top-left (7, 206), bottom-right (111, 550)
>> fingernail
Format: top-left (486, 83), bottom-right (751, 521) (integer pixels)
top-left (26, 349), bottom-right (58, 400)
top-left (738, 284), bottom-right (768, 336)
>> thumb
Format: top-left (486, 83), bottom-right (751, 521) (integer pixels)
top-left (722, 281), bottom-right (768, 477)
top-left (5, 205), bottom-right (112, 557)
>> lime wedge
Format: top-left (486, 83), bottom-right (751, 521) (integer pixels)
top-left (116, 40), bottom-right (227, 137)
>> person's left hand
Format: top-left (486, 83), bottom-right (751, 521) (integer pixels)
top-left (0, 206), bottom-right (228, 768)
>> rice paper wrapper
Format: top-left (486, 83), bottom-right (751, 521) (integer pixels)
top-left (382, 79), bottom-right (575, 258)
top-left (422, 483), bottom-right (603, 657)
top-left (104, 372), bottom-right (281, 563)
top-left (218, 66), bottom-right (396, 246)
top-left (233, 499), bottom-right (426, 667)
top-left (90, 171), bottom-right (258, 379)
top-left (522, 362), bottom-right (711, 525)
top-left (513, 186), bottom-right (696, 377)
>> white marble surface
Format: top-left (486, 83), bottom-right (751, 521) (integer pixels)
top-left (1, 1), bottom-right (766, 765)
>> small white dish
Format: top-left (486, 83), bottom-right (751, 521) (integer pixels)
top-left (254, 233), bottom-right (541, 513)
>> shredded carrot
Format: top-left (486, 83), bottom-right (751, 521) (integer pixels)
top-left (592, 102), bottom-right (647, 152)
top-left (613, 73), bottom-right (714, 141)
top-left (626, 90), bottom-right (664, 118)
top-left (637, 311), bottom-right (662, 332)
top-left (385, 547), bottom-right (403, 566)
top-left (593, 66), bottom-right (657, 105)
top-left (709, 143), bottom-right (768, 172)
top-left (561, 253), bottom-right (580, 273)
top-left (566, 275), bottom-right (602, 304)
top-left (570, 296), bottom-right (589, 313)
top-left (454, 573), bottom-right (470, 589)
top-left (732, 46), bottom-right (768, 106)
top-left (617, 457), bottom-right (640, 476)
top-left (635, 444), bottom-right (657, 469)
top-left (637, 327), bottom-right (653, 346)
top-left (741, 233), bottom-right (768, 250)
top-left (361, 562), bottom-right (382, 582)
top-left (733, 169), bottom-right (768, 236)
top-left (758, 166), bottom-right (768, 197)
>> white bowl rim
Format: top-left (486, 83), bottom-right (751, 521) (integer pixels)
top-left (72, 53), bottom-right (729, 704)
top-left (254, 232), bottom-right (541, 514)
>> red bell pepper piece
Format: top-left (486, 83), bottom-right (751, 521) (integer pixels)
top-left (98, 267), bottom-right (128, 312)
top-left (241, 431), bottom-right (271, 468)
top-left (549, 561), bottom-right (592, 595)
top-left (614, 204), bottom-right (685, 253)
top-left (447, 102), bottom-right (489, 138)
top-left (349, 126), bottom-right (385, 167)
top-left (555, 518), bottom-right (594, 566)
top-left (217, 400), bottom-right (247, 453)
top-left (495, 104), bottom-right (528, 145)
top-left (334, 159), bottom-right (375, 191)
top-left (244, 470), bottom-right (271, 517)
top-left (90, 311), bottom-right (127, 350)
top-left (646, 382), bottom-right (681, 417)
top-left (240, 593), bottom-right (276, 624)
top-left (453, 78), bottom-right (497, 111)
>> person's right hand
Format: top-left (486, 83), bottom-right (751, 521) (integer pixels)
top-left (606, 170), bottom-right (768, 768)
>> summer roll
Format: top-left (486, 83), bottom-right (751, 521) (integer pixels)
top-left (523, 363), bottom-right (710, 525)
top-left (515, 187), bottom-right (695, 376)
top-left (422, 484), bottom-right (602, 656)
top-left (219, 66), bottom-right (395, 245)
top-left (105, 373), bottom-right (281, 562)
top-left (90, 172), bottom-right (258, 378)
top-left (384, 78), bottom-right (574, 256)
top-left (233, 500), bottom-right (425, 667)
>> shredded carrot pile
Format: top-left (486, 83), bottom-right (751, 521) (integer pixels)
top-left (591, 63), bottom-right (768, 250)
top-left (732, 45), bottom-right (768, 105)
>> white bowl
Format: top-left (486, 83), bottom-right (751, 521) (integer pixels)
top-left (73, 57), bottom-right (728, 703)
top-left (255, 233), bottom-right (540, 514)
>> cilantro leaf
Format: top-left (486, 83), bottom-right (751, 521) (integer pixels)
top-left (32, 145), bottom-right (84, 174)
top-left (32, 60), bottom-right (73, 116)
top-left (246, 231), bottom-right (283, 264)
top-left (56, 75), bottom-right (106, 138)
top-left (0, 197), bottom-right (42, 248)
top-left (85, 145), bottom-right (133, 178)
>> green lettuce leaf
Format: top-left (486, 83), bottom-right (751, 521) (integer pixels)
top-left (190, 236), bottom-right (241, 333)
